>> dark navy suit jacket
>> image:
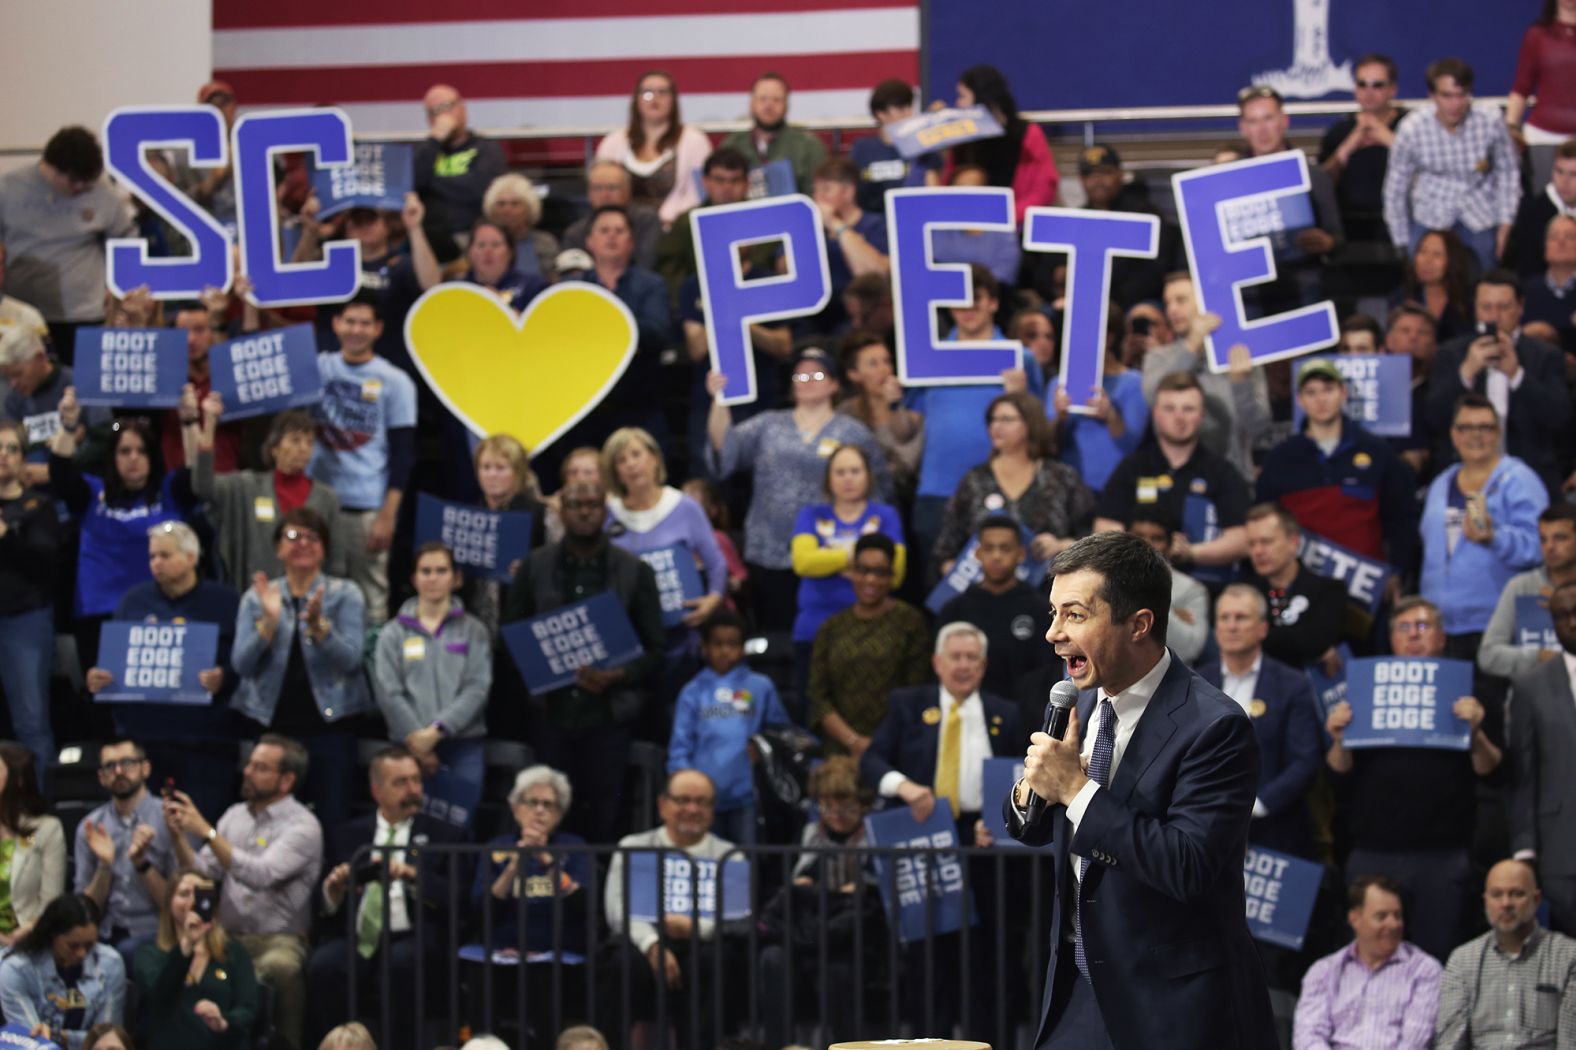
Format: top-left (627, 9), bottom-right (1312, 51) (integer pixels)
top-left (1003, 650), bottom-right (1276, 1050)
top-left (860, 685), bottom-right (1026, 802)
top-left (1199, 653), bottom-right (1322, 858)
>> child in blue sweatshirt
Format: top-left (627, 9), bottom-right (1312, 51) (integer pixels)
top-left (668, 611), bottom-right (791, 844)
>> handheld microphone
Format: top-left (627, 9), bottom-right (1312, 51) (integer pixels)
top-left (1025, 679), bottom-right (1080, 823)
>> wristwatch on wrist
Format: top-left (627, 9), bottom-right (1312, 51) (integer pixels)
top-left (206, 826), bottom-right (219, 843)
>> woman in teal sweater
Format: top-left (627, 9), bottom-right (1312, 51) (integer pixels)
top-left (133, 873), bottom-right (257, 1050)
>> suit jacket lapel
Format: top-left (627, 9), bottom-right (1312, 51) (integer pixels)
top-left (1107, 656), bottom-right (1185, 803)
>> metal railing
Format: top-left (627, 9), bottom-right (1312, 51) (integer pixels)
top-left (339, 839), bottom-right (1058, 1050)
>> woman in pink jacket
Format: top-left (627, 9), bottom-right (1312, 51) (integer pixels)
top-left (595, 71), bottom-right (713, 228)
top-left (943, 64), bottom-right (1060, 225)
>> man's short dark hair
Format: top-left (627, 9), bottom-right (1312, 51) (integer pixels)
top-left (965, 263), bottom-right (1001, 305)
top-left (369, 745), bottom-right (418, 782)
top-left (699, 610), bottom-right (747, 642)
top-left (752, 72), bottom-right (788, 92)
top-left (1130, 507), bottom-right (1179, 537)
top-left (334, 292), bottom-right (383, 321)
top-left (977, 515), bottom-right (1022, 542)
top-left (42, 126), bottom-right (104, 184)
top-left (868, 79), bottom-right (914, 117)
top-left (853, 532), bottom-right (896, 564)
top-left (813, 156), bottom-right (860, 187)
top-left (1353, 53), bottom-right (1398, 85)
top-left (703, 148), bottom-right (749, 177)
top-left (1246, 502), bottom-right (1301, 537)
top-left (99, 737), bottom-right (145, 761)
top-left (257, 733), bottom-right (309, 786)
top-left (1347, 873), bottom-right (1406, 911)
top-left (1453, 391), bottom-right (1500, 424)
top-left (843, 273), bottom-right (891, 310)
top-left (588, 204), bottom-right (632, 231)
top-left (1426, 57), bottom-right (1474, 93)
top-left (1340, 313), bottom-right (1384, 342)
top-left (1474, 268), bottom-right (1524, 303)
top-left (1558, 140), bottom-right (1576, 163)
top-left (1540, 503), bottom-right (1576, 528)
top-left (1049, 532), bottom-right (1171, 645)
top-left (1386, 301), bottom-right (1434, 332)
top-left (1155, 371), bottom-right (1204, 397)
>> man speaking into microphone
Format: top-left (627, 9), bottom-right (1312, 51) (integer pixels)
top-left (1004, 531), bottom-right (1275, 1050)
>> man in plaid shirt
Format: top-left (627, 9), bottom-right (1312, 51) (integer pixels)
top-left (1383, 57), bottom-right (1521, 271)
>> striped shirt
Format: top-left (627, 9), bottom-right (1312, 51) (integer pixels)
top-left (1436, 926), bottom-right (1576, 1049)
top-left (1294, 940), bottom-right (1442, 1050)
top-left (1383, 102), bottom-right (1521, 246)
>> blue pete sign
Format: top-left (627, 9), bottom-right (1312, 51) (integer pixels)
top-left (1298, 531), bottom-right (1391, 616)
top-left (1244, 847), bottom-right (1322, 950)
top-left (1023, 207), bottom-right (1159, 412)
top-left (104, 105), bottom-right (361, 306)
top-left (1173, 151), bottom-right (1338, 371)
top-left (691, 195), bottom-right (830, 406)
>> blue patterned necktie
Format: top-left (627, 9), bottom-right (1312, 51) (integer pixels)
top-left (1074, 697), bottom-right (1117, 978)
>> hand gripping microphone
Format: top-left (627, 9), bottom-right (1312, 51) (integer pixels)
top-left (1025, 679), bottom-right (1081, 824)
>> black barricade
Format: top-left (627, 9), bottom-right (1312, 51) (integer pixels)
top-left (337, 840), bottom-right (1055, 1050)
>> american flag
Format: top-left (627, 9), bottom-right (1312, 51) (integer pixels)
top-left (212, 0), bottom-right (921, 135)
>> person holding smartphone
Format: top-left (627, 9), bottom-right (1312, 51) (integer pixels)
top-left (133, 871), bottom-right (259, 1050)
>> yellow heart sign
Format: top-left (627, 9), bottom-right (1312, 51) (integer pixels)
top-left (402, 282), bottom-right (637, 452)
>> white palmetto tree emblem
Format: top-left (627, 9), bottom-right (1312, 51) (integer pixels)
top-left (1252, 0), bottom-right (1354, 97)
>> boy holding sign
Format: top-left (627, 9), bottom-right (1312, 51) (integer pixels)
top-left (1324, 595), bottom-right (1501, 961)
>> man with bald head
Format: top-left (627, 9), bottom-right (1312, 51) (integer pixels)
top-left (563, 160), bottom-right (660, 270)
top-left (413, 84), bottom-right (506, 233)
top-left (1435, 860), bottom-right (1576, 1048)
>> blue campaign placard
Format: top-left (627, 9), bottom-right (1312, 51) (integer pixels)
top-left (635, 543), bottom-right (705, 628)
top-left (0, 1023), bottom-right (63, 1050)
top-left (1244, 846), bottom-right (1322, 950)
top-left (413, 493), bottom-right (532, 585)
top-left (1306, 643), bottom-right (1353, 727)
top-left (626, 851), bottom-right (751, 922)
top-left (310, 141), bottom-right (413, 218)
top-left (746, 160), bottom-right (798, 200)
top-left (1221, 191), bottom-right (1315, 262)
top-left (95, 621), bottom-right (219, 704)
top-left (1343, 656), bottom-right (1473, 751)
top-left (863, 806), bottom-right (976, 943)
top-left (1291, 354), bottom-right (1412, 438)
top-left (500, 591), bottom-right (644, 694)
top-left (1515, 595), bottom-right (1559, 652)
top-left (209, 324), bottom-right (324, 420)
top-left (885, 106), bottom-right (1005, 160)
top-left (1298, 531), bottom-right (1392, 616)
top-left (925, 528), bottom-right (1049, 613)
top-left (72, 327), bottom-right (188, 408)
top-left (980, 757), bottom-right (1051, 850)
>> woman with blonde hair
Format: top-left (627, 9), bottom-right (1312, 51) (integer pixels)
top-left (317, 1023), bottom-right (376, 1050)
top-left (482, 174), bottom-right (559, 283)
top-left (132, 872), bottom-right (257, 1050)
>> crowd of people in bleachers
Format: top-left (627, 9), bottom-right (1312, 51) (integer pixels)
top-left (2, 10), bottom-right (1576, 1047)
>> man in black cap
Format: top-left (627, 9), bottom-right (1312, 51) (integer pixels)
top-left (1070, 145), bottom-right (1179, 309)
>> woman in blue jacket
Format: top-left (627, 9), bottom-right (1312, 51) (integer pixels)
top-left (231, 507), bottom-right (370, 829)
top-left (0, 894), bottom-right (125, 1050)
top-left (1420, 393), bottom-right (1548, 648)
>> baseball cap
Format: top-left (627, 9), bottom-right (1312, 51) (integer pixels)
top-left (792, 346), bottom-right (838, 377)
top-left (1079, 145), bottom-right (1122, 174)
top-left (1296, 359), bottom-right (1343, 389)
top-left (554, 249), bottom-right (593, 275)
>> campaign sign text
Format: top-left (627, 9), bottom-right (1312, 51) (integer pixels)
top-left (1515, 595), bottom-right (1559, 652)
top-left (1298, 530), bottom-right (1391, 616)
top-left (311, 142), bottom-right (414, 218)
top-left (746, 160), bottom-right (798, 200)
top-left (1220, 192), bottom-right (1315, 262)
top-left (980, 757), bottom-right (1050, 850)
top-left (501, 591), bottom-right (644, 694)
top-left (885, 107), bottom-right (1005, 160)
top-left (1243, 847), bottom-right (1322, 950)
top-left (413, 494), bottom-right (532, 584)
top-left (636, 543), bottom-right (706, 628)
top-left (1291, 354), bottom-right (1412, 437)
top-left (72, 327), bottom-right (188, 408)
top-left (692, 196), bottom-right (830, 406)
top-left (926, 528), bottom-right (1049, 613)
top-left (1306, 643), bottom-right (1353, 726)
top-left (1173, 151), bottom-right (1339, 371)
top-left (889, 188), bottom-right (1022, 386)
top-left (1342, 656), bottom-right (1473, 750)
top-left (103, 107), bottom-right (233, 299)
top-left (1023, 208), bottom-right (1160, 412)
top-left (863, 806), bottom-right (975, 943)
top-left (209, 324), bottom-right (323, 420)
top-left (96, 621), bottom-right (219, 704)
top-left (626, 852), bottom-right (751, 922)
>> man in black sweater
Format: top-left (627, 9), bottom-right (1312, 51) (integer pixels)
top-left (1243, 502), bottom-right (1348, 673)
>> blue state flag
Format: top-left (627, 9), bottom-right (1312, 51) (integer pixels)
top-left (413, 494), bottom-right (532, 584)
top-left (1244, 847), bottom-right (1322, 950)
top-left (311, 142), bottom-right (414, 218)
top-left (1343, 656), bottom-right (1473, 751)
top-left (926, 526), bottom-right (1049, 613)
top-left (635, 543), bottom-right (706, 628)
top-left (210, 324), bottom-right (324, 420)
top-left (626, 851), bottom-right (751, 922)
top-left (1291, 354), bottom-right (1412, 438)
top-left (1515, 595), bottom-right (1559, 652)
top-left (863, 806), bottom-right (975, 943)
top-left (1298, 531), bottom-right (1392, 616)
top-left (886, 107), bottom-right (1005, 160)
top-left (500, 592), bottom-right (644, 694)
top-left (72, 327), bottom-right (188, 408)
top-left (95, 621), bottom-right (219, 704)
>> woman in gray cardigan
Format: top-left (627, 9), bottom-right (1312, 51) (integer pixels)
top-left (187, 391), bottom-right (344, 590)
top-left (0, 743), bottom-right (64, 947)
top-left (373, 542), bottom-right (491, 829)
